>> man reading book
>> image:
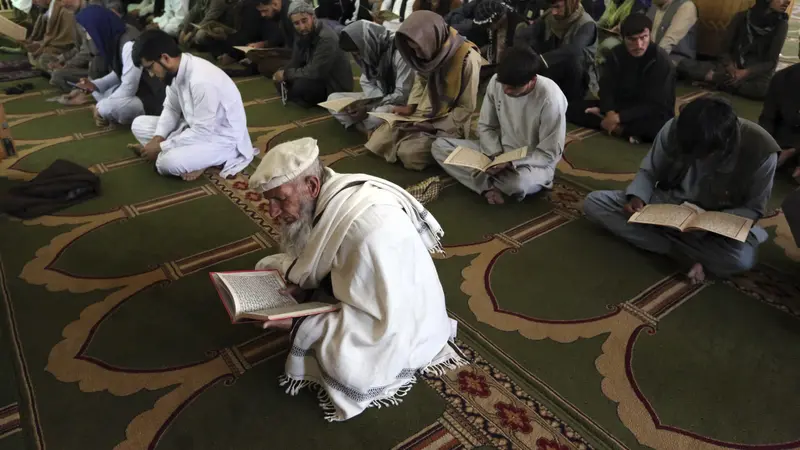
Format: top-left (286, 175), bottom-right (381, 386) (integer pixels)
top-left (583, 97), bottom-right (780, 283)
top-left (247, 137), bottom-right (464, 422)
top-left (431, 46), bottom-right (567, 204)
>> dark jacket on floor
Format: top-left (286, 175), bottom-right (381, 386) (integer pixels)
top-left (0, 160), bottom-right (100, 219)
top-left (759, 63), bottom-right (800, 149)
top-left (599, 42), bottom-right (675, 124)
top-left (285, 21), bottom-right (354, 94)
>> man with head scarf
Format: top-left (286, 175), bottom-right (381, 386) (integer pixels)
top-left (365, 10), bottom-right (483, 171)
top-left (248, 137), bottom-right (464, 422)
top-left (445, 0), bottom-right (522, 70)
top-left (567, 14), bottom-right (674, 144)
top-left (129, 30), bottom-right (255, 181)
top-left (323, 20), bottom-right (414, 133)
top-left (431, 47), bottom-right (567, 205)
top-left (47, 0), bottom-right (106, 97)
top-left (677, 0), bottom-right (789, 100)
top-left (514, 0), bottom-right (597, 101)
top-left (583, 97), bottom-right (779, 284)
top-left (73, 5), bottom-right (164, 127)
top-left (645, 0), bottom-right (698, 65)
top-left (272, 0), bottom-right (354, 107)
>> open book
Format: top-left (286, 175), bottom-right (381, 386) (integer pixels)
top-left (318, 96), bottom-right (382, 113)
top-left (627, 203), bottom-right (753, 242)
top-left (373, 10), bottom-right (400, 21)
top-left (443, 146), bottom-right (528, 172)
top-left (210, 270), bottom-right (340, 323)
top-left (192, 21), bottom-right (235, 33)
top-left (0, 16), bottom-right (27, 42)
top-left (367, 112), bottom-right (434, 126)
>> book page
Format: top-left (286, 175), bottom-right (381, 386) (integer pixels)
top-left (628, 204), bottom-right (696, 230)
top-left (233, 45), bottom-right (253, 54)
top-left (367, 112), bottom-right (429, 126)
top-left (318, 97), bottom-right (359, 112)
top-left (215, 272), bottom-right (296, 315)
top-left (488, 147), bottom-right (528, 168)
top-left (443, 146), bottom-right (492, 171)
top-left (0, 16), bottom-right (26, 41)
top-left (242, 302), bottom-right (341, 321)
top-left (686, 212), bottom-right (753, 242)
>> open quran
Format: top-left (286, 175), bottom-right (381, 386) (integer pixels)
top-left (0, 16), bottom-right (26, 41)
top-left (318, 96), bottom-right (382, 113)
top-left (443, 146), bottom-right (528, 172)
top-left (627, 203), bottom-right (753, 242)
top-left (210, 270), bottom-right (340, 323)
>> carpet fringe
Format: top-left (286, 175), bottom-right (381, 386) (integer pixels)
top-left (421, 355), bottom-right (468, 377)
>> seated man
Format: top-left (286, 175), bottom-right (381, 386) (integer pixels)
top-left (248, 137), bottom-right (463, 422)
top-left (677, 0), bottom-right (789, 100)
top-left (272, 1), bottom-right (353, 107)
top-left (74, 6), bottom-right (165, 127)
top-left (314, 0), bottom-right (372, 32)
top-left (130, 30), bottom-right (255, 180)
top-left (365, 10), bottom-right (482, 171)
top-left (583, 97), bottom-right (780, 283)
top-left (178, 0), bottom-right (236, 47)
top-left (759, 59), bottom-right (800, 183)
top-left (147, 0), bottom-right (189, 36)
top-left (431, 47), bottom-right (567, 204)
top-left (567, 14), bottom-right (674, 144)
top-left (445, 0), bottom-right (521, 71)
top-left (325, 20), bottom-right (414, 134)
top-left (25, 0), bottom-right (77, 70)
top-left (49, 0), bottom-right (106, 99)
top-left (646, 0), bottom-right (697, 65)
top-left (514, 0), bottom-right (597, 101)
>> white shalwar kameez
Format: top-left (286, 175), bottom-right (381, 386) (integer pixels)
top-left (253, 169), bottom-right (466, 422)
top-left (91, 41), bottom-right (145, 125)
top-left (131, 53), bottom-right (255, 178)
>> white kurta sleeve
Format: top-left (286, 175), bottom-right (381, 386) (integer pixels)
top-left (154, 86), bottom-right (182, 139)
top-left (157, 0), bottom-right (189, 35)
top-left (160, 81), bottom-right (220, 150)
top-left (107, 42), bottom-right (142, 100)
top-left (91, 69), bottom-right (120, 94)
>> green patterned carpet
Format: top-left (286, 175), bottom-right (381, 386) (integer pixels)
top-left (1, 35), bottom-right (799, 450)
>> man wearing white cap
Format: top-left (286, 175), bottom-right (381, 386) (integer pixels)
top-left (248, 137), bottom-right (465, 422)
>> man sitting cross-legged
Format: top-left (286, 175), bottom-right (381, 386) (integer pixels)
top-left (567, 13), bottom-right (675, 144)
top-left (431, 46), bottom-right (567, 205)
top-left (583, 97), bottom-right (780, 283)
top-left (248, 137), bottom-right (464, 422)
top-left (130, 30), bottom-right (255, 181)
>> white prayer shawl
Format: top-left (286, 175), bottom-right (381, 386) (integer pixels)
top-left (154, 53), bottom-right (255, 177)
top-left (256, 169), bottom-right (464, 421)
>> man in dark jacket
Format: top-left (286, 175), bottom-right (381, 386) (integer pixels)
top-left (567, 13), bottom-right (674, 143)
top-left (272, 1), bottom-right (353, 107)
top-left (759, 60), bottom-right (800, 183)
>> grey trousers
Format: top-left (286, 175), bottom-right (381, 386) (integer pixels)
top-left (676, 59), bottom-right (771, 101)
top-left (583, 190), bottom-right (763, 277)
top-left (431, 137), bottom-right (549, 199)
top-left (50, 66), bottom-right (88, 92)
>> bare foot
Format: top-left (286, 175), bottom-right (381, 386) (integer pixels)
top-left (484, 188), bottom-right (505, 205)
top-left (181, 169), bottom-right (205, 181)
top-left (66, 92), bottom-right (91, 105)
top-left (261, 318), bottom-right (293, 330)
top-left (778, 148), bottom-right (797, 168)
top-left (127, 143), bottom-right (144, 156)
top-left (687, 263), bottom-right (706, 285)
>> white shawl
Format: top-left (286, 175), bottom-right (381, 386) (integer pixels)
top-left (256, 169), bottom-right (464, 421)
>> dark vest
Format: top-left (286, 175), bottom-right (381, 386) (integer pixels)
top-left (647, 0), bottom-right (696, 61)
top-left (116, 26), bottom-right (166, 116)
top-left (543, 11), bottom-right (598, 85)
top-left (656, 118), bottom-right (780, 211)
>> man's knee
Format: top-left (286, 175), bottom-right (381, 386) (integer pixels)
top-left (430, 137), bottom-right (454, 164)
top-left (131, 115), bottom-right (156, 142)
top-left (155, 151), bottom-right (181, 176)
top-left (706, 240), bottom-right (759, 277)
top-left (397, 140), bottom-right (435, 171)
top-left (582, 190), bottom-right (625, 223)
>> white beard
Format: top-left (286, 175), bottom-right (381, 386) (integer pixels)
top-left (279, 199), bottom-right (315, 259)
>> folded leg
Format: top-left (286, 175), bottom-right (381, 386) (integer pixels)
top-left (96, 96), bottom-right (145, 125)
top-left (155, 143), bottom-right (240, 177)
top-left (431, 137), bottom-right (490, 194)
top-left (131, 115), bottom-right (161, 145)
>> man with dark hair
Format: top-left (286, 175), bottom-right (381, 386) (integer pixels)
top-left (567, 13), bottom-right (674, 144)
top-left (445, 0), bottom-right (521, 70)
top-left (129, 29), bottom-right (255, 181)
top-left (431, 46), bottom-right (567, 204)
top-left (513, 0), bottom-right (597, 101)
top-left (272, 0), bottom-right (353, 107)
top-left (583, 97), bottom-right (780, 283)
top-left (758, 54), bottom-right (800, 184)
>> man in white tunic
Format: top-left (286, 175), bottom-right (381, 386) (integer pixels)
top-left (249, 137), bottom-right (465, 422)
top-left (431, 46), bottom-right (568, 204)
top-left (148, 0), bottom-right (189, 36)
top-left (130, 30), bottom-right (255, 180)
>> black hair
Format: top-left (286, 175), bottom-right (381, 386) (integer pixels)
top-left (132, 29), bottom-right (182, 68)
top-left (496, 46), bottom-right (542, 87)
top-left (676, 96), bottom-right (739, 159)
top-left (620, 13), bottom-right (652, 38)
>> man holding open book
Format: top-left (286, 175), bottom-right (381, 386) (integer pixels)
top-left (246, 137), bottom-right (464, 422)
top-left (431, 46), bottom-right (567, 204)
top-left (583, 97), bottom-right (780, 283)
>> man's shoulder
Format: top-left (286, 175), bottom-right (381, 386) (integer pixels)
top-left (185, 54), bottom-right (233, 85)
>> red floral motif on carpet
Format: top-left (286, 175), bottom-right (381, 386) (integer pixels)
top-left (457, 371), bottom-right (491, 398)
top-left (494, 401), bottom-right (533, 434)
top-left (535, 437), bottom-right (570, 450)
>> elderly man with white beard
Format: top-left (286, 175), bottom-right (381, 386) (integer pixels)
top-left (247, 137), bottom-right (465, 422)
